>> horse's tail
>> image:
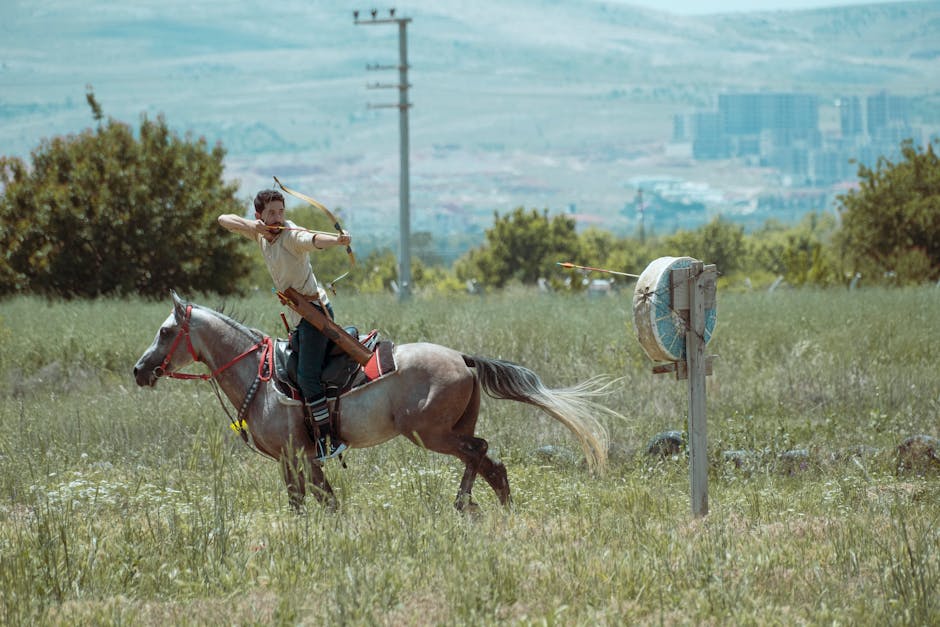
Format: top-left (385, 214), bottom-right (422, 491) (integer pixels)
top-left (462, 355), bottom-right (619, 473)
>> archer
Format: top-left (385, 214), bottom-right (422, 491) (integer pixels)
top-left (218, 188), bottom-right (352, 460)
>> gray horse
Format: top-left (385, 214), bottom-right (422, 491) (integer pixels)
top-left (133, 292), bottom-right (621, 512)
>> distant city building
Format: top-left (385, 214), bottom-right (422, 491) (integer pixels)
top-left (719, 92), bottom-right (819, 143)
top-left (679, 89), bottom-right (925, 188)
top-left (672, 114), bottom-right (687, 142)
top-left (838, 96), bottom-right (863, 137)
top-left (691, 111), bottom-right (730, 159)
top-left (686, 92), bottom-right (823, 179)
top-left (866, 90), bottom-right (909, 136)
top-left (810, 149), bottom-right (853, 186)
top-left (765, 146), bottom-right (810, 184)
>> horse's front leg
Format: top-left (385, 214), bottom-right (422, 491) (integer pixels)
top-left (304, 452), bottom-right (338, 511)
top-left (279, 451), bottom-right (337, 512)
top-left (279, 453), bottom-right (306, 512)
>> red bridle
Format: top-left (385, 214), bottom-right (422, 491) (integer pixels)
top-left (156, 304), bottom-right (274, 383)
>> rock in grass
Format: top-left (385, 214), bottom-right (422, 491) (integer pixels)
top-left (607, 441), bottom-right (639, 463)
top-left (534, 445), bottom-right (582, 466)
top-left (836, 445), bottom-right (882, 461)
top-left (896, 435), bottom-right (940, 476)
top-left (723, 449), bottom-right (756, 469)
top-left (646, 431), bottom-right (685, 458)
top-left (778, 449), bottom-right (811, 475)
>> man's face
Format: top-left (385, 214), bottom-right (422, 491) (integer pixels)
top-left (256, 200), bottom-right (286, 227)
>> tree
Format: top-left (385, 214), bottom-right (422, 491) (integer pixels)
top-left (352, 249), bottom-right (399, 293)
top-left (411, 231), bottom-right (445, 267)
top-left (749, 213), bottom-right (841, 286)
top-left (661, 217), bottom-right (747, 276)
top-left (455, 207), bottom-right (580, 288)
top-left (836, 139), bottom-right (940, 284)
top-left (0, 96), bottom-right (250, 298)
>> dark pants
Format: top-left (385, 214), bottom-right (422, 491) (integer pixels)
top-left (296, 302), bottom-right (334, 403)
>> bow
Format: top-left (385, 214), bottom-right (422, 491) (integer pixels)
top-left (273, 176), bottom-right (356, 267)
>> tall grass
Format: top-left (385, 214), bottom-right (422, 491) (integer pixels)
top-left (1, 287), bottom-right (938, 624)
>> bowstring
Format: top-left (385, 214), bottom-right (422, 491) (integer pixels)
top-left (269, 226), bottom-right (351, 290)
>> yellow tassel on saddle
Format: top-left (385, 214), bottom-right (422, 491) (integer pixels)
top-left (230, 419), bottom-right (248, 433)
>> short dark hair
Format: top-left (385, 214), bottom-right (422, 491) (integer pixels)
top-left (254, 189), bottom-right (285, 214)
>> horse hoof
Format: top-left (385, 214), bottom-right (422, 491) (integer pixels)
top-left (459, 502), bottom-right (481, 517)
top-left (454, 494), bottom-right (480, 515)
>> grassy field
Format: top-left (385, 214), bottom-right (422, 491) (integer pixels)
top-left (1, 287), bottom-right (938, 625)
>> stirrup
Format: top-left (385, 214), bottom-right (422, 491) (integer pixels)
top-left (315, 438), bottom-right (347, 461)
top-left (303, 398), bottom-right (345, 461)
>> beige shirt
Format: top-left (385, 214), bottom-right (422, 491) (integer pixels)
top-left (255, 220), bottom-right (330, 326)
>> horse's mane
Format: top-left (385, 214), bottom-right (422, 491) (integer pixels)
top-left (193, 301), bottom-right (264, 341)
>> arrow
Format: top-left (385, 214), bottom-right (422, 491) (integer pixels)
top-left (556, 262), bottom-right (640, 278)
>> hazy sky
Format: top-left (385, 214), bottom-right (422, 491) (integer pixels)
top-left (623, 0), bottom-right (917, 14)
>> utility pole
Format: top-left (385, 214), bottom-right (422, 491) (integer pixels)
top-left (635, 188), bottom-right (646, 244)
top-left (354, 8), bottom-right (412, 302)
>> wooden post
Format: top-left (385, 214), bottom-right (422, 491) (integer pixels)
top-left (638, 257), bottom-right (717, 518)
top-left (686, 262), bottom-right (716, 517)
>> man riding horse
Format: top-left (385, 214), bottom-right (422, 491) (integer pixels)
top-left (218, 189), bottom-right (351, 460)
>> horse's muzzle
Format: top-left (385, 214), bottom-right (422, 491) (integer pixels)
top-left (132, 364), bottom-right (160, 387)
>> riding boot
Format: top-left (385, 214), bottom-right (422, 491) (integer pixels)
top-left (305, 397), bottom-right (347, 461)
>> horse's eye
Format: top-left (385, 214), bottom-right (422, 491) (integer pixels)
top-left (160, 327), bottom-right (171, 338)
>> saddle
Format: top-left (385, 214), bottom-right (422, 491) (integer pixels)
top-left (272, 327), bottom-right (396, 406)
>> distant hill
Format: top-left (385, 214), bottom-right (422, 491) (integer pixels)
top-left (2, 0), bottom-right (937, 242)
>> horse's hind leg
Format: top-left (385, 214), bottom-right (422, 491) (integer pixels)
top-left (405, 375), bottom-right (510, 512)
top-left (451, 378), bottom-right (490, 511)
top-left (478, 458), bottom-right (511, 506)
top-left (406, 430), bottom-right (488, 512)
top-left (454, 381), bottom-right (510, 507)
top-left (453, 439), bottom-right (511, 509)
top-left (454, 435), bottom-right (489, 512)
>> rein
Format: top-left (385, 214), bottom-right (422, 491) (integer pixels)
top-left (157, 304), bottom-right (274, 453)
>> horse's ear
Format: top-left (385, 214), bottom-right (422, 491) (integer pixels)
top-left (170, 290), bottom-right (186, 320)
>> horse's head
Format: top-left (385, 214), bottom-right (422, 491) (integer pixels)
top-left (133, 290), bottom-right (199, 387)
